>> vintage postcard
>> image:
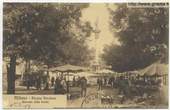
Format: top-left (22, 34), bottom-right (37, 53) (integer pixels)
top-left (2, 2), bottom-right (169, 109)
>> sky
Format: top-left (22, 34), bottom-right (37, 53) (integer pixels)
top-left (81, 4), bottom-right (119, 61)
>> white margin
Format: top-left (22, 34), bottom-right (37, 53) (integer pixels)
top-left (0, 1), bottom-right (170, 110)
top-left (3, 0), bottom-right (170, 3)
top-left (0, 1), bottom-right (3, 110)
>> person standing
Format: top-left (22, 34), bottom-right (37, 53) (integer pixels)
top-left (104, 77), bottom-right (107, 86)
top-left (51, 77), bottom-right (55, 88)
top-left (73, 76), bottom-right (76, 86)
top-left (37, 76), bottom-right (42, 90)
top-left (112, 77), bottom-right (115, 88)
top-left (80, 77), bottom-right (87, 97)
top-left (44, 74), bottom-right (50, 90)
top-left (119, 76), bottom-right (130, 104)
top-left (26, 74), bottom-right (31, 90)
top-left (97, 77), bottom-right (102, 90)
top-left (35, 75), bottom-right (38, 90)
top-left (60, 77), bottom-right (67, 94)
top-left (108, 77), bottom-right (112, 87)
top-left (54, 77), bottom-right (61, 94)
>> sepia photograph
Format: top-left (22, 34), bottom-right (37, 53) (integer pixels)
top-left (3, 3), bottom-right (169, 108)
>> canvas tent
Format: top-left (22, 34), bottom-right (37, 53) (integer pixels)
top-left (139, 63), bottom-right (168, 76)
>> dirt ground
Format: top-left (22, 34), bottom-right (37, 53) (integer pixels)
top-left (3, 82), bottom-right (168, 108)
top-left (67, 85), bottom-right (168, 108)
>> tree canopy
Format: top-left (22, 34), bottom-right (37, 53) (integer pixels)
top-left (102, 4), bottom-right (168, 72)
top-left (3, 3), bottom-right (93, 67)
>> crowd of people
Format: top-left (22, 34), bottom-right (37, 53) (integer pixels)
top-left (53, 76), bottom-right (67, 94)
top-left (25, 74), bottom-right (50, 90)
top-left (24, 74), bottom-right (88, 97)
top-left (53, 76), bottom-right (88, 96)
top-left (24, 72), bottom-right (163, 103)
top-left (95, 75), bottom-right (163, 103)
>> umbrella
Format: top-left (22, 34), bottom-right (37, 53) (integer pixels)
top-left (95, 69), bottom-right (115, 74)
top-left (50, 64), bottom-right (88, 72)
top-left (127, 70), bottom-right (139, 74)
top-left (76, 71), bottom-right (95, 77)
top-left (139, 63), bottom-right (168, 76)
top-left (93, 69), bottom-right (116, 77)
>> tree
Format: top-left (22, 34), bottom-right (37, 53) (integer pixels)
top-left (102, 4), bottom-right (168, 72)
top-left (3, 3), bottom-right (92, 94)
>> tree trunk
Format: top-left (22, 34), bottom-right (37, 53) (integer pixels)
top-left (28, 60), bottom-right (31, 74)
top-left (25, 59), bottom-right (31, 90)
top-left (44, 65), bottom-right (50, 90)
top-left (7, 55), bottom-right (16, 94)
